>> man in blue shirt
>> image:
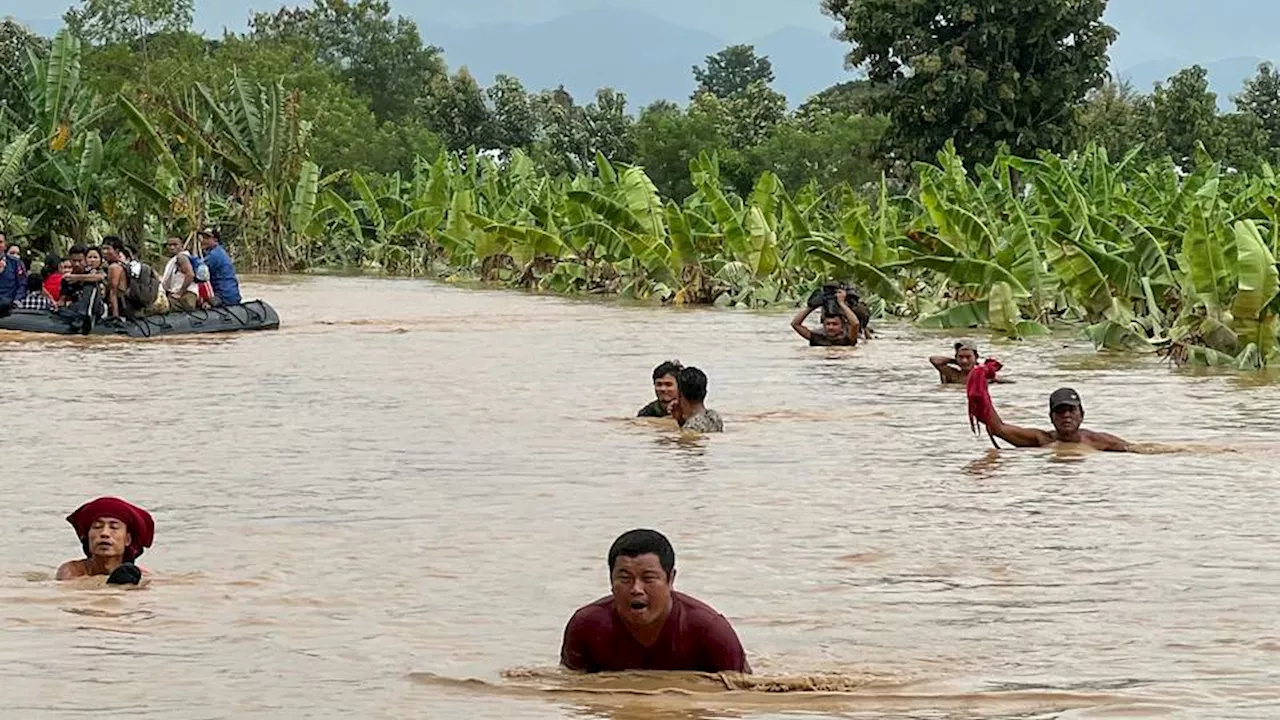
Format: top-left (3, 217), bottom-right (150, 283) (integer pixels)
top-left (197, 227), bottom-right (241, 306)
top-left (0, 231), bottom-right (28, 308)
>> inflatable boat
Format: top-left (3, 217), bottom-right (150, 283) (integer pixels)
top-left (0, 300), bottom-right (280, 338)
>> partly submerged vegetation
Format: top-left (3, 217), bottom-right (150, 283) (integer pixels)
top-left (6, 3), bottom-right (1280, 369)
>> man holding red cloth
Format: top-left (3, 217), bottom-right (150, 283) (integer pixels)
top-left (968, 370), bottom-right (1132, 452)
top-left (560, 529), bottom-right (751, 674)
top-left (57, 497), bottom-right (154, 584)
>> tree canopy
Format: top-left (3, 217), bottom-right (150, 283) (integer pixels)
top-left (822, 0), bottom-right (1116, 165)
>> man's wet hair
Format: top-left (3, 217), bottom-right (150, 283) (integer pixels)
top-left (677, 366), bottom-right (708, 403)
top-left (69, 245), bottom-right (87, 257)
top-left (608, 529), bottom-right (675, 577)
top-left (103, 236), bottom-right (124, 252)
top-left (652, 360), bottom-right (683, 381)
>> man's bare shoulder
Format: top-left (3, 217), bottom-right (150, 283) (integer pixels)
top-left (55, 560), bottom-right (86, 580)
top-left (1082, 429), bottom-right (1132, 452)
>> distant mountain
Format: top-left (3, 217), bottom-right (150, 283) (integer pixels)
top-left (751, 25), bottom-right (851, 104)
top-left (1104, 0), bottom-right (1280, 71)
top-left (1118, 57), bottom-right (1272, 111)
top-left (421, 9), bottom-right (852, 109)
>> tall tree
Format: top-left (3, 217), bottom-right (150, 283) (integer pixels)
top-left (690, 80), bottom-right (786, 150)
top-left (250, 0), bottom-right (446, 122)
top-left (822, 0), bottom-right (1116, 165)
top-left (632, 101), bottom-right (727, 199)
top-left (64, 0), bottom-right (194, 45)
top-left (1075, 79), bottom-right (1154, 160)
top-left (582, 88), bottom-right (635, 163)
top-left (486, 74), bottom-right (538, 152)
top-left (0, 20), bottom-right (48, 120)
top-left (692, 44), bottom-right (774, 100)
top-left (1149, 66), bottom-right (1220, 169)
top-left (1235, 62), bottom-right (1280, 150)
top-left (421, 68), bottom-right (495, 152)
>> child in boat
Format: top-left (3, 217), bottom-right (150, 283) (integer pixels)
top-left (16, 275), bottom-right (54, 311)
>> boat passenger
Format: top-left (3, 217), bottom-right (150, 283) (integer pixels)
top-left (930, 340), bottom-right (1005, 385)
top-left (57, 496), bottom-right (154, 585)
top-left (161, 236), bottom-right (200, 311)
top-left (791, 288), bottom-right (860, 346)
top-left (198, 227), bottom-right (241, 306)
top-left (560, 529), bottom-right (751, 674)
top-left (16, 275), bottom-right (54, 311)
top-left (668, 366), bottom-right (723, 433)
top-left (103, 237), bottom-right (167, 318)
top-left (0, 230), bottom-right (27, 308)
top-left (637, 360), bottom-right (683, 418)
top-left (42, 254), bottom-right (69, 302)
top-left (972, 383), bottom-right (1132, 452)
top-left (60, 245), bottom-right (104, 309)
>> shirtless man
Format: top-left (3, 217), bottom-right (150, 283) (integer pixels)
top-left (57, 497), bottom-right (155, 584)
top-left (985, 387), bottom-right (1131, 452)
top-left (931, 340), bottom-right (981, 384)
top-left (560, 529), bottom-right (750, 673)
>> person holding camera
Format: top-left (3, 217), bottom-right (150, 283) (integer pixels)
top-left (791, 287), bottom-right (861, 347)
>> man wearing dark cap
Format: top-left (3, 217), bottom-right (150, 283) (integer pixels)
top-left (981, 387), bottom-right (1131, 451)
top-left (560, 529), bottom-right (750, 673)
top-left (198, 227), bottom-right (241, 306)
top-left (931, 340), bottom-right (985, 384)
top-left (57, 497), bottom-right (155, 584)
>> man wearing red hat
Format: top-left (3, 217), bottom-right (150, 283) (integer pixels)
top-left (57, 497), bottom-right (155, 584)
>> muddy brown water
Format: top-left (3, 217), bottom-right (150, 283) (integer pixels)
top-left (1, 276), bottom-right (1277, 719)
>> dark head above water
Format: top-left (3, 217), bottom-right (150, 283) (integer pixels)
top-left (954, 340), bottom-right (979, 372)
top-left (1049, 387), bottom-right (1085, 437)
top-left (608, 529), bottom-right (676, 629)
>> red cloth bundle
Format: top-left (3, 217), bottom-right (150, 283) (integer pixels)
top-left (66, 497), bottom-right (155, 560)
top-left (966, 358), bottom-right (1003, 434)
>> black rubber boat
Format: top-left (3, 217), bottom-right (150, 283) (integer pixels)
top-left (0, 300), bottom-right (280, 338)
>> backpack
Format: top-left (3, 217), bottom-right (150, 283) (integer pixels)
top-left (125, 261), bottom-right (161, 311)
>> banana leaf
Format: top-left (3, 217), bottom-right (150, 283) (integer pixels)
top-left (910, 255), bottom-right (1030, 298)
top-left (987, 281), bottom-right (1021, 336)
top-left (917, 301), bottom-right (989, 329)
top-left (1044, 238), bottom-right (1112, 318)
top-left (1229, 220), bottom-right (1279, 362)
top-left (808, 247), bottom-right (903, 303)
top-left (0, 133), bottom-right (32, 191)
top-left (1180, 202), bottom-right (1232, 310)
top-left (289, 160), bottom-right (320, 236)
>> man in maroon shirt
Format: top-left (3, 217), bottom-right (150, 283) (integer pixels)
top-left (560, 529), bottom-right (751, 673)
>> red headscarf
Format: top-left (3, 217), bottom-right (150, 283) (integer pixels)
top-left (66, 497), bottom-right (155, 560)
top-left (966, 358), bottom-right (1004, 434)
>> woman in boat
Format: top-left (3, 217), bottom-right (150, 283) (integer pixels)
top-left (57, 497), bottom-right (155, 585)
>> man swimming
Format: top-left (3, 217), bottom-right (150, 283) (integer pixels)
top-left (637, 361), bottom-right (683, 418)
top-left (560, 529), bottom-right (750, 673)
top-left (980, 387), bottom-right (1132, 452)
top-left (931, 340), bottom-right (984, 384)
top-left (57, 497), bottom-right (154, 584)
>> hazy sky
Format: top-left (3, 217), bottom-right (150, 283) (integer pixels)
top-left (7, 0), bottom-right (1280, 69)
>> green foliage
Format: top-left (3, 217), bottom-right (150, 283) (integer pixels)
top-left (692, 45), bottom-right (774, 100)
top-left (64, 0), bottom-right (193, 46)
top-left (249, 0), bottom-right (445, 123)
top-left (1236, 62), bottom-right (1280, 150)
top-left (823, 0), bottom-right (1116, 165)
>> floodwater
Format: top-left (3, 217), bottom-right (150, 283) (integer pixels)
top-left (1, 275), bottom-right (1278, 719)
